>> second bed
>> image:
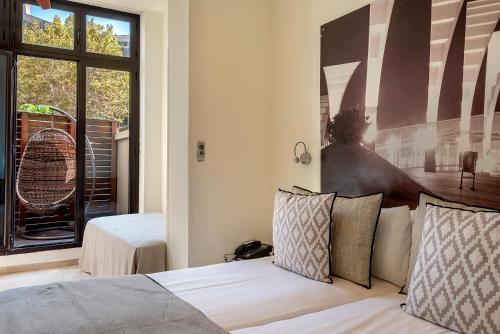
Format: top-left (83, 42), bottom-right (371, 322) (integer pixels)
top-left (149, 256), bottom-right (399, 331)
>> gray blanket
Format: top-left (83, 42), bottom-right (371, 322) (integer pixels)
top-left (0, 275), bottom-right (228, 334)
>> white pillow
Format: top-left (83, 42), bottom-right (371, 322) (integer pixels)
top-left (371, 206), bottom-right (411, 287)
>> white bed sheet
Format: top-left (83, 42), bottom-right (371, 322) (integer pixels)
top-left (79, 213), bottom-right (166, 277)
top-left (234, 294), bottom-right (452, 334)
top-left (148, 257), bottom-right (399, 331)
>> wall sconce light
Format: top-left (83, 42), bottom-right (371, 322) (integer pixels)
top-left (294, 142), bottom-right (312, 165)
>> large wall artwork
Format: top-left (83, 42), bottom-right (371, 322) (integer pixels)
top-left (320, 0), bottom-right (500, 209)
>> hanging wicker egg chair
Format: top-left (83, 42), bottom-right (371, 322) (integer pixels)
top-left (16, 128), bottom-right (76, 215)
top-left (15, 106), bottom-right (96, 240)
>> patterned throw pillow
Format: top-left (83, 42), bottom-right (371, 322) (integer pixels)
top-left (402, 193), bottom-right (497, 294)
top-left (405, 204), bottom-right (500, 334)
top-left (291, 185), bottom-right (317, 195)
top-left (331, 193), bottom-right (384, 288)
top-left (273, 190), bottom-right (336, 283)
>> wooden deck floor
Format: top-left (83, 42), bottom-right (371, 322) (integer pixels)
top-left (403, 168), bottom-right (500, 209)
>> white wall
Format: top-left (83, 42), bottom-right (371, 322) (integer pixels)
top-left (167, 0), bottom-right (190, 270)
top-left (168, 0), bottom-right (376, 269)
top-left (140, 10), bottom-right (166, 213)
top-left (187, 0), bottom-right (273, 267)
top-left (270, 0), bottom-right (374, 192)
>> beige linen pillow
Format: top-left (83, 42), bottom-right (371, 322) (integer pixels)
top-left (371, 206), bottom-right (411, 287)
top-left (273, 190), bottom-right (336, 283)
top-left (331, 193), bottom-right (384, 288)
top-left (402, 192), bottom-right (497, 294)
top-left (405, 204), bottom-right (500, 334)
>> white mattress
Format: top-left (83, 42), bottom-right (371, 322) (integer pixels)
top-left (234, 294), bottom-right (452, 334)
top-left (79, 213), bottom-right (166, 277)
top-left (148, 257), bottom-right (399, 331)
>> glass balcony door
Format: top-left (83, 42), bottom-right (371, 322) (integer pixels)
top-left (14, 55), bottom-right (78, 248)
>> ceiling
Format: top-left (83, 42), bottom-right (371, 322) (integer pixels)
top-left (75, 0), bottom-right (168, 13)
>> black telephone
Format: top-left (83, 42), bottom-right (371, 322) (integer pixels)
top-left (234, 240), bottom-right (273, 260)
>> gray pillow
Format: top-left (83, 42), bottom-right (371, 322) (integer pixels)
top-left (273, 190), bottom-right (336, 283)
top-left (405, 204), bottom-right (500, 333)
top-left (292, 187), bottom-right (384, 288)
top-left (330, 193), bottom-right (384, 288)
top-left (402, 192), bottom-right (497, 294)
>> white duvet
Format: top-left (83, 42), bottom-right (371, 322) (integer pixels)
top-left (149, 257), bottom-right (399, 331)
top-left (234, 294), bottom-right (452, 334)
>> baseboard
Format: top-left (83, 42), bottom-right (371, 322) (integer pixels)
top-left (0, 248), bottom-right (81, 275)
top-left (0, 258), bottom-right (79, 275)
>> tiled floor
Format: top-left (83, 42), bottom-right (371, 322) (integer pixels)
top-left (0, 266), bottom-right (90, 292)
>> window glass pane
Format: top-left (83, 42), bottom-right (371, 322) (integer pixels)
top-left (22, 4), bottom-right (74, 50)
top-left (14, 55), bottom-right (78, 247)
top-left (16, 56), bottom-right (77, 116)
top-left (86, 16), bottom-right (131, 57)
top-left (85, 67), bottom-right (130, 220)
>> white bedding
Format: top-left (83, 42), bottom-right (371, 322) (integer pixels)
top-left (79, 213), bottom-right (166, 277)
top-left (234, 294), bottom-right (452, 334)
top-left (149, 257), bottom-right (399, 331)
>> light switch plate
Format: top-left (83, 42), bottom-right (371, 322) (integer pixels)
top-left (197, 141), bottom-right (205, 161)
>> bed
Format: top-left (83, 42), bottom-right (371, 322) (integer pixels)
top-left (148, 256), bottom-right (400, 331)
top-left (233, 294), bottom-right (452, 334)
top-left (79, 213), bottom-right (166, 277)
top-left (1, 256), bottom-right (401, 334)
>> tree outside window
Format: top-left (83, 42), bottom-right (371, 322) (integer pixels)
top-left (17, 16), bottom-right (130, 130)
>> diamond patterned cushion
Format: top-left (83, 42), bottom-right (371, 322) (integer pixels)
top-left (291, 185), bottom-right (317, 195)
top-left (273, 190), bottom-right (336, 283)
top-left (405, 204), bottom-right (500, 334)
top-left (402, 193), bottom-right (497, 294)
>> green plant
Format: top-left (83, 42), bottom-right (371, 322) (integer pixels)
top-left (327, 107), bottom-right (370, 145)
top-left (19, 104), bottom-right (36, 113)
top-left (19, 104), bottom-right (52, 114)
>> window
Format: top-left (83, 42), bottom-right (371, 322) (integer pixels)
top-left (14, 1), bottom-right (139, 62)
top-left (86, 15), bottom-right (131, 58)
top-left (21, 3), bottom-right (75, 50)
